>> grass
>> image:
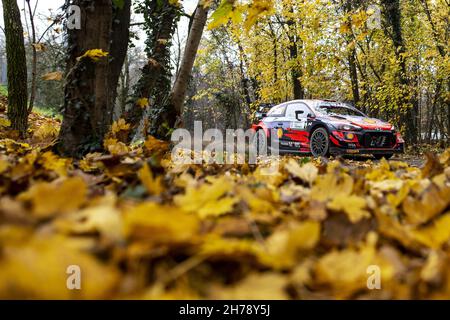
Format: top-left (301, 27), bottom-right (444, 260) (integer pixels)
top-left (0, 84), bottom-right (62, 120)
top-left (0, 85), bottom-right (7, 97)
top-left (34, 106), bottom-right (62, 120)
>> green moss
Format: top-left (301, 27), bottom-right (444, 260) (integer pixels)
top-left (0, 85), bottom-right (8, 97)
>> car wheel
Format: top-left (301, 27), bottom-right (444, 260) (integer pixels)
top-left (310, 128), bottom-right (329, 157)
top-left (373, 154), bottom-right (393, 160)
top-left (252, 129), bottom-right (269, 156)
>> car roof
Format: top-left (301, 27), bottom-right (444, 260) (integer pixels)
top-left (280, 99), bottom-right (355, 110)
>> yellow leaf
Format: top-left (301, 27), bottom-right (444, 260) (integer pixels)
top-left (0, 236), bottom-right (119, 299)
top-left (315, 233), bottom-right (394, 297)
top-left (138, 163), bottom-right (164, 195)
top-left (55, 194), bottom-right (124, 242)
top-left (42, 71), bottom-right (63, 81)
top-left (200, 236), bottom-right (261, 259)
top-left (32, 43), bottom-right (46, 52)
top-left (208, 0), bottom-right (235, 30)
top-left (211, 272), bottom-right (289, 300)
top-left (77, 49), bottom-right (109, 62)
top-left (411, 213), bottom-right (450, 249)
top-left (262, 221), bottom-right (321, 268)
top-left (124, 203), bottom-right (199, 243)
top-left (0, 156), bottom-right (10, 174)
top-left (144, 135), bottom-right (169, 154)
top-left (311, 173), bottom-right (354, 202)
top-left (0, 118), bottom-right (11, 128)
top-left (403, 184), bottom-right (450, 225)
top-left (32, 121), bottom-right (59, 141)
top-left (174, 176), bottom-right (237, 218)
top-left (284, 159), bottom-right (318, 185)
top-left (420, 251), bottom-right (444, 283)
top-left (104, 138), bottom-right (129, 155)
top-left (39, 151), bottom-right (71, 176)
top-left (244, 0), bottom-right (274, 31)
top-left (111, 118), bottom-right (130, 135)
top-left (136, 97), bottom-right (150, 109)
top-left (328, 195), bottom-right (370, 223)
top-left (18, 177), bottom-right (87, 218)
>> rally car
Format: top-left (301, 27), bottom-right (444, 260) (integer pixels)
top-left (251, 100), bottom-right (405, 159)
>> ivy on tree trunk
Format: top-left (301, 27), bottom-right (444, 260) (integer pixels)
top-left (58, 0), bottom-right (131, 157)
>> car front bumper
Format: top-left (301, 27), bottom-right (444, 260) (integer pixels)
top-left (330, 143), bottom-right (404, 155)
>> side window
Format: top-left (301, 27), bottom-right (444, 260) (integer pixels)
top-left (285, 103), bottom-right (310, 119)
top-left (267, 104), bottom-right (286, 116)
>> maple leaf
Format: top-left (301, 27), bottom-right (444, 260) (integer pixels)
top-left (144, 136), bottom-right (169, 154)
top-left (136, 97), bottom-right (150, 109)
top-left (174, 176), bottom-right (238, 218)
top-left (39, 151), bottom-right (71, 177)
top-left (0, 236), bottom-right (119, 299)
top-left (32, 43), bottom-right (46, 52)
top-left (42, 71), bottom-right (63, 81)
top-left (262, 221), bottom-right (321, 268)
top-left (55, 194), bottom-right (124, 242)
top-left (138, 162), bottom-right (164, 195)
top-left (411, 213), bottom-right (450, 249)
top-left (124, 203), bottom-right (199, 243)
top-left (32, 121), bottom-right (59, 141)
top-left (311, 172), bottom-right (354, 202)
top-left (328, 195), bottom-right (371, 223)
top-left (77, 49), bottom-right (109, 62)
top-left (315, 233), bottom-right (395, 298)
top-left (244, 0), bottom-right (274, 31)
top-left (211, 273), bottom-right (289, 300)
top-left (111, 118), bottom-right (130, 135)
top-left (402, 183), bottom-right (450, 225)
top-left (104, 138), bottom-right (129, 155)
top-left (18, 177), bottom-right (87, 219)
top-left (284, 159), bottom-right (318, 186)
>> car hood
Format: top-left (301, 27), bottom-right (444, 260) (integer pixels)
top-left (324, 115), bottom-right (393, 130)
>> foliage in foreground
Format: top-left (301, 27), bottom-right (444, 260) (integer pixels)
top-left (0, 110), bottom-right (450, 299)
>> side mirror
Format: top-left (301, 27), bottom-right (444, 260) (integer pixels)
top-left (255, 112), bottom-right (267, 121)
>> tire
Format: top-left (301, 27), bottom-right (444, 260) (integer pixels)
top-left (310, 127), bottom-right (329, 157)
top-left (252, 129), bottom-right (270, 156)
top-left (373, 154), bottom-right (393, 160)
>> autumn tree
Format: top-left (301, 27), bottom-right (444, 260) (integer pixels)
top-left (381, 0), bottom-right (418, 145)
top-left (58, 0), bottom-right (131, 157)
top-left (124, 0), bottom-right (210, 141)
top-left (124, 0), bottom-right (181, 140)
top-left (2, 0), bottom-right (28, 135)
top-left (170, 1), bottom-right (209, 121)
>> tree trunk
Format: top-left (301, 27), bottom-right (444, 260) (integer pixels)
top-left (287, 6), bottom-right (304, 100)
top-left (25, 0), bottom-right (37, 114)
top-left (343, 0), bottom-right (360, 107)
top-left (118, 55), bottom-right (130, 117)
top-left (381, 0), bottom-right (417, 145)
top-left (348, 47), bottom-right (360, 106)
top-left (2, 0), bottom-right (28, 135)
top-left (108, 0), bottom-right (131, 113)
top-left (170, 2), bottom-right (209, 116)
top-left (58, 0), bottom-right (114, 157)
top-left (124, 0), bottom-right (180, 140)
top-left (420, 0), bottom-right (450, 144)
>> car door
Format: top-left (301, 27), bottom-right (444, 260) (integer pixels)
top-left (283, 102), bottom-right (311, 149)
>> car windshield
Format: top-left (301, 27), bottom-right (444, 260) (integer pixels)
top-left (317, 106), bottom-right (365, 117)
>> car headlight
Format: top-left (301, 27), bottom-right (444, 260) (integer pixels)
top-left (336, 124), bottom-right (362, 131)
